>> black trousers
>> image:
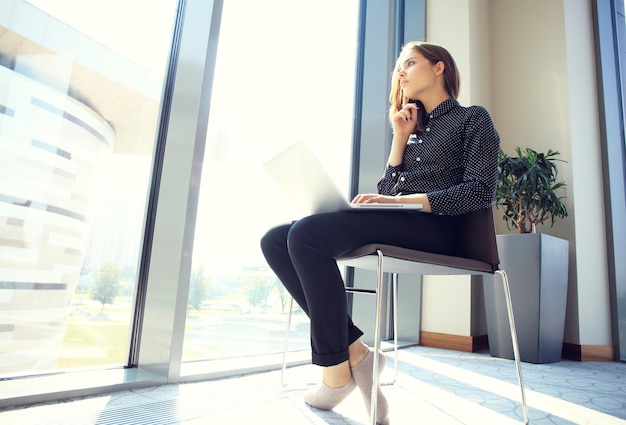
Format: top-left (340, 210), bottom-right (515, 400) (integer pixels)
top-left (260, 210), bottom-right (459, 367)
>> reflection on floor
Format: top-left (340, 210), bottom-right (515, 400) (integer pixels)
top-left (1, 345), bottom-right (625, 424)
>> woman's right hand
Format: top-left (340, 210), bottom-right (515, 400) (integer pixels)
top-left (391, 100), bottom-right (418, 143)
top-left (386, 99), bottom-right (418, 166)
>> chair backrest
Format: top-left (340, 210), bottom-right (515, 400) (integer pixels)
top-left (452, 207), bottom-right (500, 272)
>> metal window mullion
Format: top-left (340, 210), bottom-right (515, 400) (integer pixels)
top-left (136, 0), bottom-right (224, 380)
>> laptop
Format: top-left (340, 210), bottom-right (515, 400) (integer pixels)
top-left (263, 141), bottom-right (423, 216)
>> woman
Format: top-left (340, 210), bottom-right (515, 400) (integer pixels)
top-left (260, 41), bottom-right (499, 424)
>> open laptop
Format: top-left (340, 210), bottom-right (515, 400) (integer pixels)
top-left (263, 141), bottom-right (423, 216)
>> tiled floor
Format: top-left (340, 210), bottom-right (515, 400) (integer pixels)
top-left (2, 345), bottom-right (625, 424)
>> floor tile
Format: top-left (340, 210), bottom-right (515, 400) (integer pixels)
top-left (1, 346), bottom-right (625, 424)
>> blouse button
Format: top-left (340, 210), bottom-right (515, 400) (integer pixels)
top-left (418, 139), bottom-right (423, 144)
top-left (429, 114), bottom-right (433, 118)
top-left (416, 157), bottom-right (421, 162)
top-left (400, 177), bottom-right (405, 182)
top-left (426, 127), bottom-right (431, 132)
top-left (392, 172), bottom-right (396, 177)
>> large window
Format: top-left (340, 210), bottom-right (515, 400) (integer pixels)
top-left (1, 0), bottom-right (421, 409)
top-left (182, 0), bottom-right (359, 362)
top-left (0, 0), bottom-right (177, 377)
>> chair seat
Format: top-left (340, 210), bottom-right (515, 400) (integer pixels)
top-left (337, 243), bottom-right (495, 275)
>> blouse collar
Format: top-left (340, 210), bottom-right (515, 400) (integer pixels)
top-left (426, 98), bottom-right (459, 121)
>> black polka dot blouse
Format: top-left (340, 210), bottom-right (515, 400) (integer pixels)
top-left (377, 98), bottom-right (500, 216)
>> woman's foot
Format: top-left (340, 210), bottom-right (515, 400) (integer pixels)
top-left (303, 376), bottom-right (356, 410)
top-left (304, 360), bottom-right (356, 410)
top-left (351, 349), bottom-right (389, 425)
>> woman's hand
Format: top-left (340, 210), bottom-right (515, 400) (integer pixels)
top-left (352, 193), bottom-right (432, 212)
top-left (387, 98), bottom-right (418, 166)
top-left (351, 194), bottom-right (400, 204)
top-left (391, 99), bottom-right (418, 142)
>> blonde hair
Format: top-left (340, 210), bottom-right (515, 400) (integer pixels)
top-left (388, 42), bottom-right (460, 134)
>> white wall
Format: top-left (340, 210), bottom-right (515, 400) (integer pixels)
top-left (424, 0), bottom-right (613, 348)
top-left (562, 0), bottom-right (612, 345)
top-left (491, 0), bottom-right (611, 347)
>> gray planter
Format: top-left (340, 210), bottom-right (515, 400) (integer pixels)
top-left (483, 233), bottom-right (569, 363)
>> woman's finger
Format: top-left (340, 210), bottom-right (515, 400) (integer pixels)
top-left (397, 103), bottom-right (418, 122)
top-left (397, 110), bottom-right (413, 123)
top-left (352, 193), bottom-right (375, 204)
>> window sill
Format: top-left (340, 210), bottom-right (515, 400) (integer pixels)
top-left (0, 367), bottom-right (166, 410)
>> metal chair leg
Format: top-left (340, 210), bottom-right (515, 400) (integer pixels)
top-left (369, 250), bottom-right (384, 425)
top-left (389, 272), bottom-right (399, 385)
top-left (496, 269), bottom-right (529, 424)
top-left (281, 296), bottom-right (294, 387)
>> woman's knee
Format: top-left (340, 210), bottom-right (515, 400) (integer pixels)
top-left (285, 216), bottom-right (313, 248)
top-left (260, 224), bottom-right (290, 257)
top-left (286, 215), bottom-right (330, 257)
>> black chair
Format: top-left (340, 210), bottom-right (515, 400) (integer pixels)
top-left (282, 207), bottom-right (529, 425)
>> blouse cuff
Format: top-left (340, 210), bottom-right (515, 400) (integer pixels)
top-left (426, 192), bottom-right (446, 215)
top-left (384, 163), bottom-right (403, 179)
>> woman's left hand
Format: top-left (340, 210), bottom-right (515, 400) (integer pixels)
top-left (352, 193), bottom-right (432, 212)
top-left (351, 193), bottom-right (399, 204)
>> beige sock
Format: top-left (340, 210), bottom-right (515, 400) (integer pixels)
top-left (351, 350), bottom-right (389, 425)
top-left (303, 377), bottom-right (356, 411)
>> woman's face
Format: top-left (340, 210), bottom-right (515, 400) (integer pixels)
top-left (396, 49), bottom-right (442, 101)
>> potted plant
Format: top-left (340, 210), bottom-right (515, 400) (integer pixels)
top-left (495, 147), bottom-right (568, 233)
top-left (484, 147), bottom-right (570, 363)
